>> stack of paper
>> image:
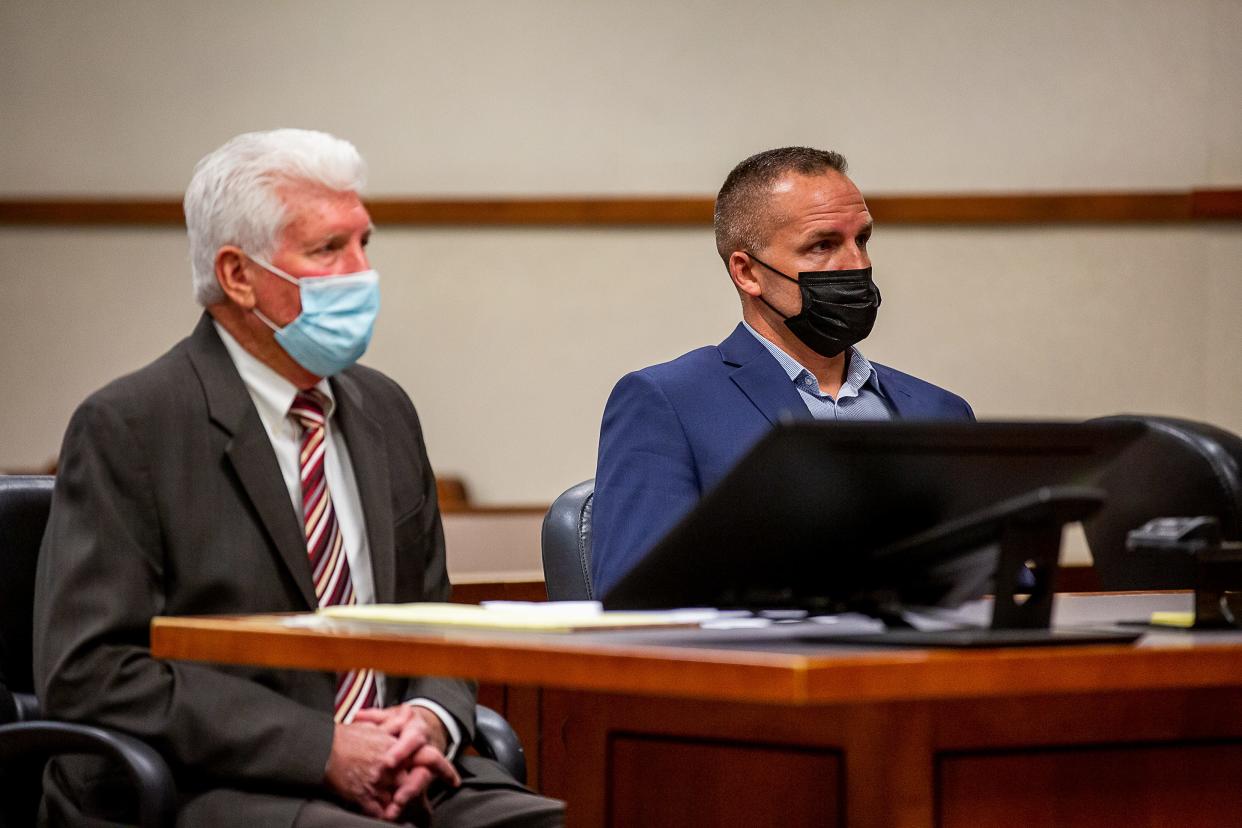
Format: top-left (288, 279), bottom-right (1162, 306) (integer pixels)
top-left (316, 601), bottom-right (731, 632)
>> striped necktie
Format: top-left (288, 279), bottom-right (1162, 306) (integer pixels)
top-left (290, 390), bottom-right (378, 722)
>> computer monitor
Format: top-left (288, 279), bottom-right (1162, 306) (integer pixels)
top-left (602, 420), bottom-right (1145, 614)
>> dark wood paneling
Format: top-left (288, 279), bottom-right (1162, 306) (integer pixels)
top-left (2, 190), bottom-right (1239, 227)
top-left (474, 682), bottom-right (506, 712)
top-left (540, 690), bottom-right (860, 827)
top-left (541, 687), bottom-right (1242, 827)
top-left (450, 580), bottom-right (547, 604)
top-left (472, 682), bottom-right (543, 791)
top-left (1056, 564), bottom-right (1101, 593)
top-left (504, 686), bottom-right (542, 791)
top-left (939, 742), bottom-right (1242, 828)
top-left (609, 736), bottom-right (841, 827)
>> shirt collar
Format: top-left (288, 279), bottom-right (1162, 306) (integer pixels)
top-left (213, 320), bottom-right (335, 431)
top-left (740, 319), bottom-right (882, 401)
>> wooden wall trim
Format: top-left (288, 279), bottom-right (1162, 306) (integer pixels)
top-left (0, 200), bottom-right (186, 225)
top-left (368, 197), bottom-right (713, 226)
top-left (1, 190), bottom-right (1239, 227)
top-left (1190, 188), bottom-right (1242, 220)
top-left (441, 504), bottom-right (548, 516)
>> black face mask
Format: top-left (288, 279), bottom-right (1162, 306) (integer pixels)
top-left (748, 254), bottom-right (881, 358)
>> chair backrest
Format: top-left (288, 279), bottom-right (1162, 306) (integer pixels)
top-left (541, 479), bottom-right (596, 600)
top-left (0, 475), bottom-right (54, 711)
top-left (1083, 416), bottom-right (1242, 590)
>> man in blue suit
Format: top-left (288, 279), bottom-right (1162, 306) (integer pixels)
top-left (591, 147), bottom-right (975, 595)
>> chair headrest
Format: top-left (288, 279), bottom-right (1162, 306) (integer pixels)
top-left (1083, 417), bottom-right (1242, 590)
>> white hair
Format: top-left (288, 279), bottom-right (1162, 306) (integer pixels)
top-left (184, 129), bottom-right (367, 306)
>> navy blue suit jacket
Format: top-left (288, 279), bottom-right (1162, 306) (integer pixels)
top-left (591, 323), bottom-right (976, 595)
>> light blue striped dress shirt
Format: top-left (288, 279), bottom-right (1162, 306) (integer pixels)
top-left (741, 321), bottom-right (892, 421)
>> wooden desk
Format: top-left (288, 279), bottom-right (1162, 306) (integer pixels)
top-left (152, 595), bottom-right (1242, 827)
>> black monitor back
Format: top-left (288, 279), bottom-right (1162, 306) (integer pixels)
top-left (603, 421), bottom-right (1144, 611)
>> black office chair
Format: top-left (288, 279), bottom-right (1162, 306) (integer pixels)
top-left (0, 475), bottom-right (178, 828)
top-left (473, 706), bottom-right (526, 785)
top-left (541, 479), bottom-right (596, 600)
top-left (0, 476), bottom-right (526, 828)
top-left (1083, 416), bottom-right (1242, 590)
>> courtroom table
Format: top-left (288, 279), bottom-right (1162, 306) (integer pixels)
top-left (151, 594), bottom-right (1242, 827)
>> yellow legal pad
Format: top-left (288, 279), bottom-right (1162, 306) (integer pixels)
top-left (316, 601), bottom-right (727, 633)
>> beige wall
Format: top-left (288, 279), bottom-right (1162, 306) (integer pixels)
top-left (2, 0), bottom-right (1240, 510)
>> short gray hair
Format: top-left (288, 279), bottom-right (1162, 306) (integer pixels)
top-left (184, 129), bottom-right (367, 305)
top-left (713, 146), bottom-right (848, 263)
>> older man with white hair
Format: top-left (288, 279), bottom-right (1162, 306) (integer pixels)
top-left (33, 129), bottom-right (563, 827)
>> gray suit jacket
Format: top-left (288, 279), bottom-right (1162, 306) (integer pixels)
top-left (33, 314), bottom-right (476, 826)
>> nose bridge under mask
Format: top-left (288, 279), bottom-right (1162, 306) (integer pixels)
top-left (746, 252), bottom-right (880, 358)
top-left (801, 272), bottom-right (880, 308)
top-left (243, 252), bottom-right (382, 377)
top-left (749, 254), bottom-right (871, 286)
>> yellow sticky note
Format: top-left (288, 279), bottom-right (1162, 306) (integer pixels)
top-left (1149, 611), bottom-right (1195, 628)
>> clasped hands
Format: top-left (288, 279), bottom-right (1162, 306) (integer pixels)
top-left (325, 704), bottom-right (462, 821)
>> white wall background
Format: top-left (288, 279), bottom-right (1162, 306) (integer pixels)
top-left (2, 0), bottom-right (1240, 506)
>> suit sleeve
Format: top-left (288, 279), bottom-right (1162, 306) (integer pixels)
top-left (33, 396), bottom-right (335, 788)
top-left (385, 383), bottom-right (478, 740)
top-left (591, 371), bottom-right (701, 596)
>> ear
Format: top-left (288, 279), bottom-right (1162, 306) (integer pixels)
top-left (215, 246), bottom-right (257, 309)
top-left (728, 251), bottom-right (763, 298)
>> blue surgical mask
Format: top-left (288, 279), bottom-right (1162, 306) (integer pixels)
top-left (248, 255), bottom-right (381, 378)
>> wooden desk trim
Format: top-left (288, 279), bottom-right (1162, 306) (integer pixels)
top-left (150, 614), bottom-right (1242, 706)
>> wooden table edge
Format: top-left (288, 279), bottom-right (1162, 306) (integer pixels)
top-left (150, 614), bottom-right (1242, 706)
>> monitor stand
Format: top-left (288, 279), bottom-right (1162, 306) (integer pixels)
top-left (804, 486), bottom-right (1142, 648)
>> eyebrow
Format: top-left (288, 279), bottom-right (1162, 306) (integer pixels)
top-left (803, 221), bottom-right (873, 244)
top-left (311, 224), bottom-right (374, 245)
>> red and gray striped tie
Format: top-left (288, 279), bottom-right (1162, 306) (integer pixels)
top-left (290, 390), bottom-right (378, 723)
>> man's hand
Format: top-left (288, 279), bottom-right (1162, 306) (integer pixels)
top-left (324, 721), bottom-right (401, 818)
top-left (352, 705), bottom-right (461, 821)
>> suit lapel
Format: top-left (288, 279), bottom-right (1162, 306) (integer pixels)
top-left (331, 372), bottom-right (395, 605)
top-left (185, 314), bottom-right (319, 609)
top-left (872, 365), bottom-right (918, 418)
top-left (719, 324), bottom-right (813, 425)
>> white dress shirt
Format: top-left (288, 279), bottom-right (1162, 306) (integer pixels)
top-left (214, 322), bottom-right (461, 756)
